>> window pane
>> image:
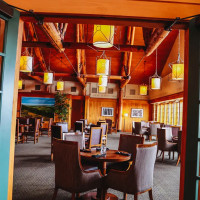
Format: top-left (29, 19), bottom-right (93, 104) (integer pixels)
top-left (0, 19), bottom-right (5, 53)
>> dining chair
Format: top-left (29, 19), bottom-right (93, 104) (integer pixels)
top-left (176, 131), bottom-right (182, 166)
top-left (133, 122), bottom-right (147, 136)
top-left (63, 133), bottom-right (85, 149)
top-left (51, 125), bottom-right (63, 161)
top-left (15, 119), bottom-right (24, 144)
top-left (97, 122), bottom-right (108, 145)
top-left (75, 121), bottom-right (83, 133)
top-left (132, 121), bottom-right (135, 135)
top-left (40, 118), bottom-right (53, 136)
top-left (56, 122), bottom-right (68, 133)
top-left (23, 118), bottom-right (40, 144)
top-left (103, 143), bottom-right (157, 200)
top-left (157, 128), bottom-right (177, 162)
top-left (89, 127), bottom-right (103, 149)
top-left (149, 123), bottom-right (161, 141)
top-left (52, 139), bottom-right (102, 200)
top-left (171, 126), bottom-right (180, 137)
top-left (105, 119), bottom-right (112, 134)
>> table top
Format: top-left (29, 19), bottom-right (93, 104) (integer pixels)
top-left (80, 149), bottom-right (131, 163)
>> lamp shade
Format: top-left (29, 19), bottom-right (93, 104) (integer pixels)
top-left (172, 63), bottom-right (184, 80)
top-left (20, 56), bottom-right (33, 72)
top-left (96, 58), bottom-right (109, 75)
top-left (44, 72), bottom-right (53, 84)
top-left (57, 81), bottom-right (64, 91)
top-left (140, 85), bottom-right (148, 95)
top-left (18, 80), bottom-right (22, 89)
top-left (151, 77), bottom-right (161, 90)
top-left (93, 25), bottom-right (114, 48)
top-left (98, 75), bottom-right (108, 87)
top-left (99, 86), bottom-right (106, 93)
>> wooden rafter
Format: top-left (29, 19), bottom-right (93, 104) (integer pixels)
top-left (23, 73), bottom-right (43, 84)
top-left (20, 13), bottom-right (188, 30)
top-left (27, 23), bottom-right (47, 72)
top-left (145, 28), bottom-right (170, 57)
top-left (76, 24), bottom-right (86, 87)
top-left (22, 41), bottom-right (145, 52)
top-left (40, 22), bottom-right (65, 52)
top-left (120, 26), bottom-right (135, 88)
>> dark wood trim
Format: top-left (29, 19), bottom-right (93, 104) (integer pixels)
top-left (0, 1), bottom-right (14, 19)
top-left (22, 41), bottom-right (145, 52)
top-left (149, 92), bottom-right (183, 103)
top-left (20, 12), bottom-right (188, 30)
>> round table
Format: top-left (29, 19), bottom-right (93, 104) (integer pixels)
top-left (80, 149), bottom-right (131, 200)
top-left (80, 149), bottom-right (131, 175)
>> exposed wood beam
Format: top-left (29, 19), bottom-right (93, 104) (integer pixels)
top-left (20, 13), bottom-right (188, 30)
top-left (27, 23), bottom-right (47, 71)
top-left (61, 23), bottom-right (68, 40)
top-left (40, 23), bottom-right (65, 52)
top-left (145, 28), bottom-right (170, 57)
top-left (25, 74), bottom-right (43, 84)
top-left (121, 26), bottom-right (135, 88)
top-left (0, 0), bottom-right (13, 18)
top-left (81, 74), bottom-right (125, 80)
top-left (22, 41), bottom-right (145, 52)
top-left (32, 72), bottom-right (74, 77)
top-left (76, 24), bottom-right (86, 88)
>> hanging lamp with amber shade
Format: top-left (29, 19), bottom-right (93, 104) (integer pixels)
top-left (18, 80), bottom-right (23, 89)
top-left (20, 47), bottom-right (33, 72)
top-left (140, 61), bottom-right (148, 95)
top-left (57, 81), bottom-right (64, 91)
top-left (93, 25), bottom-right (115, 48)
top-left (149, 48), bottom-right (161, 90)
top-left (44, 50), bottom-right (53, 84)
top-left (96, 51), bottom-right (110, 76)
top-left (98, 86), bottom-right (106, 93)
top-left (169, 30), bottom-right (184, 80)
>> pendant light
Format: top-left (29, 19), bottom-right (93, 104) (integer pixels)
top-left (149, 48), bottom-right (161, 90)
top-left (140, 61), bottom-right (148, 95)
top-left (18, 80), bottom-right (23, 89)
top-left (99, 86), bottom-right (106, 93)
top-left (96, 51), bottom-right (110, 76)
top-left (169, 30), bottom-right (184, 80)
top-left (20, 49), bottom-right (33, 72)
top-left (57, 81), bottom-right (64, 91)
top-left (98, 75), bottom-right (108, 87)
top-left (93, 25), bottom-right (115, 48)
top-left (44, 50), bottom-right (53, 84)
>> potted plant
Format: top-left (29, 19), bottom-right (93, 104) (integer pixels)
top-left (54, 92), bottom-right (70, 122)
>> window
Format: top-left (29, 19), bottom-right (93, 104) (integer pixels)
top-left (152, 98), bottom-right (183, 126)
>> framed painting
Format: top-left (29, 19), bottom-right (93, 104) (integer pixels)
top-left (101, 107), bottom-right (114, 116)
top-left (131, 108), bottom-right (143, 118)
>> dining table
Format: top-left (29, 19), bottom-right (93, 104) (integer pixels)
top-left (80, 148), bottom-right (131, 200)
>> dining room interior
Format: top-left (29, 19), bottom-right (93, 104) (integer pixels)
top-left (1, 0), bottom-right (200, 200)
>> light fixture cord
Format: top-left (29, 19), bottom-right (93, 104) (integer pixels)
top-left (48, 49), bottom-right (51, 71)
top-left (178, 30), bottom-right (181, 63)
top-left (155, 48), bottom-right (158, 75)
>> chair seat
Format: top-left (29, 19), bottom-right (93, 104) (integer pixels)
top-left (82, 164), bottom-right (99, 171)
top-left (106, 161), bottom-right (131, 173)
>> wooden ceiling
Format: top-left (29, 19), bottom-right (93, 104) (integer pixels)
top-left (20, 18), bottom-right (179, 86)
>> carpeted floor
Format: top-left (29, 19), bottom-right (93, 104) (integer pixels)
top-left (13, 133), bottom-right (180, 200)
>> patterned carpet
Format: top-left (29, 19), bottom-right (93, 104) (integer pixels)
top-left (13, 133), bottom-right (180, 200)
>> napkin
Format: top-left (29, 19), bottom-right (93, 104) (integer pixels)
top-left (115, 151), bottom-right (131, 156)
top-left (92, 154), bottom-right (106, 158)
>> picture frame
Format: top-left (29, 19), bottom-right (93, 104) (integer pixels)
top-left (131, 108), bottom-right (143, 118)
top-left (101, 107), bottom-right (114, 116)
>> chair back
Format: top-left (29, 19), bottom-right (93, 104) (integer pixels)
top-left (35, 119), bottom-right (40, 133)
top-left (80, 119), bottom-right (87, 127)
top-left (157, 128), bottom-right (167, 150)
top-left (29, 117), bottom-right (36, 126)
top-left (171, 126), bottom-right (180, 137)
top-left (127, 143), bottom-right (157, 194)
top-left (75, 121), bottom-right (83, 133)
top-left (162, 127), bottom-right (172, 141)
top-left (105, 119), bottom-right (112, 133)
top-left (51, 125), bottom-right (62, 140)
top-left (53, 139), bottom-right (83, 190)
top-left (56, 122), bottom-right (68, 133)
top-left (178, 131), bottom-right (182, 154)
top-left (118, 134), bottom-right (144, 161)
top-left (150, 123), bottom-right (161, 136)
top-left (48, 118), bottom-right (53, 131)
top-left (19, 117), bottom-right (29, 125)
top-left (64, 133), bottom-right (85, 149)
top-left (100, 123), bottom-right (108, 136)
top-left (134, 122), bottom-right (142, 135)
top-left (89, 127), bottom-right (103, 148)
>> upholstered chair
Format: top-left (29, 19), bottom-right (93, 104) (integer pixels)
top-left (171, 126), bottom-right (180, 137)
top-left (157, 128), bottom-right (177, 162)
top-left (97, 122), bottom-right (108, 145)
top-left (149, 123), bottom-right (161, 141)
top-left (51, 125), bottom-right (62, 161)
top-left (105, 119), bottom-right (112, 134)
top-left (56, 122), bottom-right (68, 133)
top-left (89, 127), bottom-right (103, 149)
top-left (104, 143), bottom-right (157, 200)
top-left (52, 139), bottom-right (102, 200)
top-left (74, 121), bottom-right (83, 133)
top-left (176, 131), bottom-right (182, 166)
